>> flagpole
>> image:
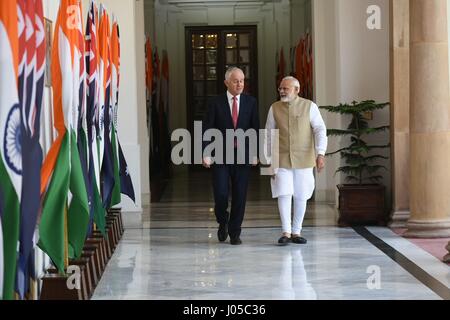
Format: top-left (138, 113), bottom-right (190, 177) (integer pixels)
top-left (64, 204), bottom-right (69, 273)
top-left (24, 276), bottom-right (36, 300)
top-left (29, 277), bottom-right (37, 300)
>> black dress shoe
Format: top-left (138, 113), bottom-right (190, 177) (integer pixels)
top-left (278, 236), bottom-right (291, 245)
top-left (230, 237), bottom-right (242, 245)
top-left (218, 224), bottom-right (228, 242)
top-left (292, 236), bottom-right (307, 244)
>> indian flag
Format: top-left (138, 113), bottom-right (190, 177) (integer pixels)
top-left (0, 0), bottom-right (21, 300)
top-left (39, 0), bottom-right (79, 273)
top-left (66, 0), bottom-right (89, 260)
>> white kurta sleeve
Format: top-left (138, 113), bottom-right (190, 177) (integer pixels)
top-left (262, 106), bottom-right (279, 176)
top-left (310, 102), bottom-right (328, 156)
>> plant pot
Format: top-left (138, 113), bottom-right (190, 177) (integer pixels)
top-left (337, 184), bottom-right (387, 227)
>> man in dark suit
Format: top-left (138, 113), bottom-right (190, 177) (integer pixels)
top-left (202, 67), bottom-right (259, 245)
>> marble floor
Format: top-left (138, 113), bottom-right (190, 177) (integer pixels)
top-left (92, 170), bottom-right (450, 300)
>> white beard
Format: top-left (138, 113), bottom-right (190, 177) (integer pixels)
top-left (280, 96), bottom-right (295, 102)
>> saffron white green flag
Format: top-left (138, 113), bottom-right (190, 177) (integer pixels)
top-left (38, 0), bottom-right (77, 273)
top-left (0, 0), bottom-right (21, 300)
top-left (67, 0), bottom-right (89, 260)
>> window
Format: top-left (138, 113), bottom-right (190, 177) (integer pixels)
top-left (185, 26), bottom-right (258, 131)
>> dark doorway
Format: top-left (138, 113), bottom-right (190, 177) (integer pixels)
top-left (185, 25), bottom-right (258, 137)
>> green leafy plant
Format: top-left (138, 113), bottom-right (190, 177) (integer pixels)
top-left (320, 100), bottom-right (390, 184)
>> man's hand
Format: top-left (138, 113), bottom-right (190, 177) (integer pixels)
top-left (271, 168), bottom-right (278, 180)
top-left (202, 157), bottom-right (212, 169)
top-left (316, 155), bottom-right (325, 173)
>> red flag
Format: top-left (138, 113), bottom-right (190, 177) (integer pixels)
top-left (276, 47), bottom-right (286, 90)
top-left (145, 38), bottom-right (153, 98)
top-left (295, 39), bottom-right (304, 93)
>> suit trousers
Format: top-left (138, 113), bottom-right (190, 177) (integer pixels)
top-left (212, 163), bottom-right (251, 238)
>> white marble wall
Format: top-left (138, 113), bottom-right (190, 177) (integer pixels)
top-left (448, 0), bottom-right (450, 90)
top-left (313, 0), bottom-right (390, 204)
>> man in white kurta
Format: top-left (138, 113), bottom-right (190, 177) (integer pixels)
top-left (265, 76), bottom-right (327, 245)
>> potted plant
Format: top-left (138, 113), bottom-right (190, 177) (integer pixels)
top-left (320, 100), bottom-right (390, 226)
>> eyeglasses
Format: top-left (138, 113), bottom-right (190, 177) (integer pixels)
top-left (278, 87), bottom-right (292, 92)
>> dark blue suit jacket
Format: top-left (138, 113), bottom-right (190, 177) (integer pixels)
top-left (203, 93), bottom-right (259, 165)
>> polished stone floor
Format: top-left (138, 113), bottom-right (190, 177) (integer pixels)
top-left (92, 170), bottom-right (450, 300)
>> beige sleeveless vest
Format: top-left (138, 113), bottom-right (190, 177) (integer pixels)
top-left (272, 96), bottom-right (316, 169)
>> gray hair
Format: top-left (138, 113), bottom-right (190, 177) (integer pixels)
top-left (225, 67), bottom-right (244, 80)
top-left (281, 76), bottom-right (300, 90)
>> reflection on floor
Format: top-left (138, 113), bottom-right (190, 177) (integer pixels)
top-left (92, 170), bottom-right (450, 300)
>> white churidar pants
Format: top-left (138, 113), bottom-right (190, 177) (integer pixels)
top-left (271, 168), bottom-right (315, 235)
